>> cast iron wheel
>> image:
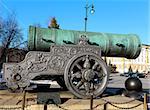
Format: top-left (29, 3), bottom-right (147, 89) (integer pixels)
top-left (64, 53), bottom-right (109, 99)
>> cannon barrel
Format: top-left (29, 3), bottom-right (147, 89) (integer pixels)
top-left (28, 26), bottom-right (141, 59)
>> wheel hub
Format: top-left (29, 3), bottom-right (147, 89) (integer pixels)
top-left (82, 69), bottom-right (95, 81)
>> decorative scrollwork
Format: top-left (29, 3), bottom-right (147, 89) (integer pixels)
top-left (48, 55), bottom-right (65, 69)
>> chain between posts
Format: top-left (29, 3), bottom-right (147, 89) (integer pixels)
top-left (100, 98), bottom-right (143, 110)
top-left (107, 102), bottom-right (143, 109)
top-left (0, 94), bottom-right (149, 110)
top-left (101, 98), bottom-right (137, 104)
top-left (0, 107), bottom-right (22, 110)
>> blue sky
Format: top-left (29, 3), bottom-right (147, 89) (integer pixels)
top-left (0, 0), bottom-right (149, 45)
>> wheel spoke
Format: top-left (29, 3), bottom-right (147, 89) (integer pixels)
top-left (97, 65), bottom-right (102, 71)
top-left (99, 69), bottom-right (106, 78)
top-left (76, 80), bottom-right (83, 89)
top-left (71, 71), bottom-right (82, 80)
top-left (90, 83), bottom-right (95, 90)
top-left (84, 82), bottom-right (90, 93)
top-left (95, 71), bottom-right (102, 77)
top-left (83, 55), bottom-right (90, 69)
top-left (94, 83), bottom-right (100, 89)
top-left (76, 64), bottom-right (82, 70)
top-left (92, 61), bottom-right (99, 70)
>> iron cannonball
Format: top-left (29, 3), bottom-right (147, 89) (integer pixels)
top-left (125, 77), bottom-right (142, 92)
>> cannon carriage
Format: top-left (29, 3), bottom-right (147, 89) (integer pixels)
top-left (3, 26), bottom-right (141, 98)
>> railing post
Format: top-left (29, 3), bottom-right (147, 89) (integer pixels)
top-left (144, 93), bottom-right (148, 110)
top-left (90, 95), bottom-right (93, 110)
top-left (22, 90), bottom-right (26, 110)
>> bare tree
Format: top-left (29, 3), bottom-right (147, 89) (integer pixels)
top-left (2, 15), bottom-right (23, 48)
top-left (0, 14), bottom-right (23, 70)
